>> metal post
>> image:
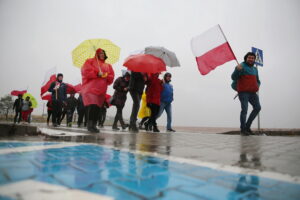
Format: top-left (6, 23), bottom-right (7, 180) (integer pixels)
top-left (256, 64), bottom-right (261, 132)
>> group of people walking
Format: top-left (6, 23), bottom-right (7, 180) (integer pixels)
top-left (45, 48), bottom-right (176, 134)
top-left (13, 95), bottom-right (33, 124)
top-left (13, 50), bottom-right (261, 136)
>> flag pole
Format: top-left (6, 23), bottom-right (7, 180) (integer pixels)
top-left (218, 24), bottom-right (239, 66)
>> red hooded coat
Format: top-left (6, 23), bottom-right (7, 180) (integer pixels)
top-left (146, 74), bottom-right (163, 105)
top-left (81, 49), bottom-right (114, 107)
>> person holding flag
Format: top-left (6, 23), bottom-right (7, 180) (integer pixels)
top-left (231, 52), bottom-right (261, 135)
top-left (48, 73), bottom-right (67, 127)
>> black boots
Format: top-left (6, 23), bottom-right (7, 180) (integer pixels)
top-left (88, 120), bottom-right (99, 133)
top-left (153, 125), bottom-right (160, 133)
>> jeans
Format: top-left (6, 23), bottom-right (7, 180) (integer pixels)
top-left (157, 102), bottom-right (172, 129)
top-left (238, 92), bottom-right (261, 131)
top-left (129, 91), bottom-right (142, 126)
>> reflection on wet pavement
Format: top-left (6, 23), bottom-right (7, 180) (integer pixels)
top-left (0, 141), bottom-right (299, 200)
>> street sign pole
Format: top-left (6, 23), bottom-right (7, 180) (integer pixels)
top-left (251, 47), bottom-right (263, 133)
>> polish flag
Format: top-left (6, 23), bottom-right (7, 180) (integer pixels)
top-left (191, 25), bottom-right (237, 75)
top-left (41, 93), bottom-right (52, 101)
top-left (11, 90), bottom-right (27, 96)
top-left (41, 67), bottom-right (56, 96)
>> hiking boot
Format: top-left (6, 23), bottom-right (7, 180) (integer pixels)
top-left (153, 126), bottom-right (160, 133)
top-left (129, 125), bottom-right (139, 133)
top-left (167, 128), bottom-right (176, 132)
top-left (112, 125), bottom-right (120, 131)
top-left (240, 130), bottom-right (250, 136)
top-left (121, 124), bottom-right (129, 130)
top-left (246, 128), bottom-right (254, 135)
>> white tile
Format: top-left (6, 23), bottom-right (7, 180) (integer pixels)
top-left (0, 180), bottom-right (113, 200)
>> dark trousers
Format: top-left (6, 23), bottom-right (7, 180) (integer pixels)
top-left (77, 108), bottom-right (86, 126)
top-left (238, 92), bottom-right (261, 131)
top-left (66, 109), bottom-right (75, 124)
top-left (140, 117), bottom-right (149, 126)
top-left (52, 100), bottom-right (63, 125)
top-left (87, 105), bottom-right (100, 123)
top-left (129, 91), bottom-right (142, 126)
top-left (14, 110), bottom-right (22, 123)
top-left (59, 109), bottom-right (67, 124)
top-left (47, 110), bottom-right (52, 124)
top-left (98, 107), bottom-right (107, 126)
top-left (148, 103), bottom-right (160, 126)
top-left (113, 106), bottom-right (125, 127)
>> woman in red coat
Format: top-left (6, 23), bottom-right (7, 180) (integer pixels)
top-left (146, 73), bottom-right (163, 132)
top-left (81, 48), bottom-right (114, 133)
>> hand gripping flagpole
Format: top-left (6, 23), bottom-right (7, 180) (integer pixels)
top-left (218, 24), bottom-right (240, 100)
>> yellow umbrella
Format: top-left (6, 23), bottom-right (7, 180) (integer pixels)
top-left (23, 93), bottom-right (38, 108)
top-left (72, 38), bottom-right (121, 68)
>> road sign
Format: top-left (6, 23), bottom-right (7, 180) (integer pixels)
top-left (252, 47), bottom-right (263, 66)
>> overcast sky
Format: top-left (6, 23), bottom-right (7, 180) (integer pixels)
top-left (0, 0), bottom-right (299, 128)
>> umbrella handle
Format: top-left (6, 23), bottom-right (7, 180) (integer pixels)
top-left (95, 55), bottom-right (103, 74)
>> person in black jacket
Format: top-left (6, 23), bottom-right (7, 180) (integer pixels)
top-left (48, 73), bottom-right (67, 127)
top-left (111, 72), bottom-right (131, 130)
top-left (65, 93), bottom-right (78, 127)
top-left (128, 72), bottom-right (147, 133)
top-left (13, 94), bottom-right (23, 124)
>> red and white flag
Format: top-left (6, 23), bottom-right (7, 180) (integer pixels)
top-left (11, 89), bottom-right (27, 96)
top-left (191, 25), bottom-right (236, 75)
top-left (41, 67), bottom-right (56, 96)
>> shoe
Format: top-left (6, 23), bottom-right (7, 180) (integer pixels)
top-left (121, 124), bottom-right (129, 130)
top-left (240, 130), bottom-right (250, 136)
top-left (129, 125), bottom-right (139, 133)
top-left (67, 122), bottom-right (72, 127)
top-left (167, 128), bottom-right (176, 132)
top-left (112, 126), bottom-right (120, 131)
top-left (88, 121), bottom-right (99, 133)
top-left (153, 126), bottom-right (160, 133)
top-left (53, 123), bottom-right (58, 127)
top-left (246, 128), bottom-right (254, 135)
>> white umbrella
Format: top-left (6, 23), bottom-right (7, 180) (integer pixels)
top-left (144, 46), bottom-right (181, 67)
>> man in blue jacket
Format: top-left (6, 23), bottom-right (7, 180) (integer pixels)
top-left (231, 52), bottom-right (261, 135)
top-left (157, 72), bottom-right (176, 132)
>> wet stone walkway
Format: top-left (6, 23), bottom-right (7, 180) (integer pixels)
top-left (0, 125), bottom-right (300, 199)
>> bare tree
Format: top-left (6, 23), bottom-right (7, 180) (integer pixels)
top-left (0, 95), bottom-right (14, 120)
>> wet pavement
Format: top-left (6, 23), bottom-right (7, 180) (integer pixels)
top-left (0, 124), bottom-right (300, 199)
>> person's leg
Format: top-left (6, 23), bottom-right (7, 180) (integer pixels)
top-left (151, 104), bottom-right (160, 132)
top-left (52, 100), bottom-right (58, 125)
top-left (47, 110), bottom-right (51, 125)
top-left (101, 108), bottom-right (107, 126)
top-left (246, 93), bottom-right (261, 131)
top-left (156, 102), bottom-right (166, 119)
top-left (77, 109), bottom-right (83, 127)
top-left (17, 111), bottom-right (22, 123)
top-left (112, 106), bottom-right (120, 130)
top-left (129, 91), bottom-right (141, 132)
top-left (92, 105), bottom-right (100, 131)
top-left (165, 103), bottom-right (174, 131)
top-left (14, 111), bottom-right (18, 123)
top-left (238, 92), bottom-right (249, 133)
top-left (57, 102), bottom-right (63, 125)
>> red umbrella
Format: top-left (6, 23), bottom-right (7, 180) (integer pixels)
top-left (41, 94), bottom-right (52, 101)
top-left (11, 90), bottom-right (27, 96)
top-left (123, 54), bottom-right (166, 73)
